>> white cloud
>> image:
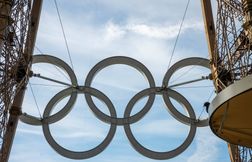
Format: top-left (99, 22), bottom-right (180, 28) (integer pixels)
top-left (126, 21), bottom-right (203, 39)
top-left (37, 11), bottom-right (203, 53)
top-left (104, 21), bottom-right (126, 41)
top-left (17, 128), bottom-right (43, 136)
top-left (11, 152), bottom-right (56, 162)
top-left (35, 9), bottom-right (206, 86)
top-left (50, 115), bottom-right (106, 139)
top-left (17, 119), bottom-right (105, 140)
top-left (187, 128), bottom-right (223, 162)
top-left (103, 20), bottom-right (204, 40)
top-left (127, 23), bottom-right (179, 39)
top-left (134, 119), bottom-right (189, 137)
top-left (74, 0), bottom-right (204, 24)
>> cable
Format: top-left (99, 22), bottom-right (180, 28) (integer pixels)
top-left (34, 46), bottom-right (43, 54)
top-left (170, 55), bottom-right (209, 84)
top-left (30, 83), bottom-right (68, 87)
top-left (34, 46), bottom-right (71, 81)
top-left (28, 82), bottom-right (42, 118)
top-left (53, 0), bottom-right (74, 71)
top-left (167, 0), bottom-right (191, 69)
top-left (207, 90), bottom-right (215, 101)
top-left (172, 85), bottom-right (213, 89)
top-left (198, 89), bottom-right (215, 120)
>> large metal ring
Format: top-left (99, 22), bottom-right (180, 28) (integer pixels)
top-left (124, 87), bottom-right (196, 160)
top-left (42, 86), bottom-right (117, 159)
top-left (162, 57), bottom-right (210, 127)
top-left (85, 56), bottom-right (155, 125)
top-left (20, 54), bottom-right (78, 125)
top-left (19, 55), bottom-right (211, 160)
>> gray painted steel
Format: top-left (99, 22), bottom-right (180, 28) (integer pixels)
top-left (21, 55), bottom-right (211, 160)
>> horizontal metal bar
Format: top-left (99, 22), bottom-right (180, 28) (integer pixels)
top-left (32, 73), bottom-right (72, 87)
top-left (168, 76), bottom-right (209, 88)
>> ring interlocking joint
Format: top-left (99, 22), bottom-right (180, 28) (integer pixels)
top-left (20, 54), bottom-right (211, 160)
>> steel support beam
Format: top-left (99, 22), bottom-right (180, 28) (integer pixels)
top-left (0, 0), bottom-right (12, 53)
top-left (200, 0), bottom-right (219, 90)
top-left (0, 0), bottom-right (43, 161)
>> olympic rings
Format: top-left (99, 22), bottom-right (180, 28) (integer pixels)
top-left (20, 54), bottom-right (211, 160)
top-left (21, 87), bottom-right (78, 125)
top-left (20, 55), bottom-right (78, 125)
top-left (85, 56), bottom-right (155, 125)
top-left (42, 86), bottom-right (116, 159)
top-left (124, 87), bottom-right (196, 160)
top-left (162, 57), bottom-right (211, 127)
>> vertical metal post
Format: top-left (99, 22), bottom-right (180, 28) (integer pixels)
top-left (0, 0), bottom-right (43, 161)
top-left (200, 0), bottom-right (219, 90)
top-left (0, 0), bottom-right (12, 52)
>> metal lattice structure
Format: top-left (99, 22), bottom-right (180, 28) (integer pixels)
top-left (213, 0), bottom-right (252, 161)
top-left (0, 0), bottom-right (31, 159)
top-left (214, 0), bottom-right (252, 90)
top-left (0, 0), bottom-right (43, 160)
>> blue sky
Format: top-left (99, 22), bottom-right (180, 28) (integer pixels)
top-left (10, 0), bottom-right (230, 162)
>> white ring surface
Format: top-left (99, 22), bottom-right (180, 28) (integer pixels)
top-left (20, 55), bottom-right (78, 125)
top-left (162, 57), bottom-right (210, 127)
top-left (42, 86), bottom-right (117, 159)
top-left (85, 56), bottom-right (155, 124)
top-left (19, 55), bottom-right (212, 160)
top-left (124, 87), bottom-right (196, 160)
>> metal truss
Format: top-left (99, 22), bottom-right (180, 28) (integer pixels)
top-left (0, 0), bottom-right (31, 158)
top-left (215, 0), bottom-right (252, 161)
top-left (215, 0), bottom-right (252, 89)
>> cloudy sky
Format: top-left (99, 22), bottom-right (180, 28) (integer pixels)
top-left (10, 0), bottom-right (230, 162)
